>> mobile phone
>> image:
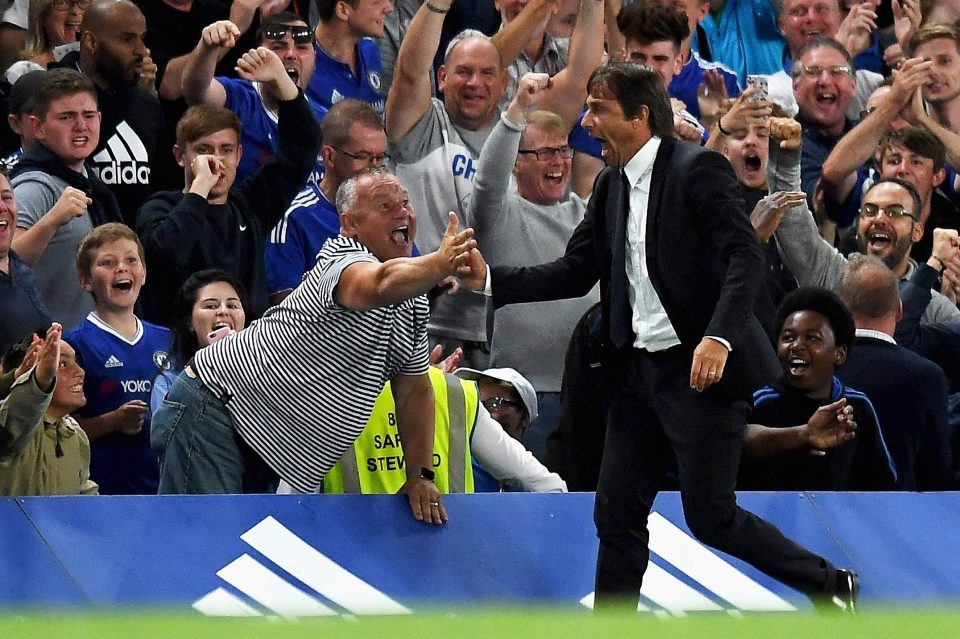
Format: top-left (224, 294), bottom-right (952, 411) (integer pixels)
top-left (746, 75), bottom-right (768, 102)
top-left (207, 326), bottom-right (233, 343)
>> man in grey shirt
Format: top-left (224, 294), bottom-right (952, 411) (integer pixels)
top-left (763, 135), bottom-right (960, 324)
top-left (465, 72), bottom-right (599, 460)
top-left (386, 0), bottom-right (603, 366)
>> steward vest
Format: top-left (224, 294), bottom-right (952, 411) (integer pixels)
top-left (323, 367), bottom-right (479, 493)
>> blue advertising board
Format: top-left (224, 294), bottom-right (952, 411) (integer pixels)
top-left (2, 492), bottom-right (959, 615)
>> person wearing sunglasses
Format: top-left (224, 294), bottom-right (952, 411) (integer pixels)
top-left (137, 46), bottom-right (320, 325)
top-left (181, 12), bottom-right (322, 182)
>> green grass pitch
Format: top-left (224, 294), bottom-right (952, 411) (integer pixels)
top-left (2, 607), bottom-right (959, 638)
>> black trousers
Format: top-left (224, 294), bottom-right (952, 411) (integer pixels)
top-left (593, 346), bottom-right (835, 607)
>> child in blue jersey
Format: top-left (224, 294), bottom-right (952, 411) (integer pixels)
top-left (740, 287), bottom-right (899, 490)
top-left (64, 223), bottom-right (172, 494)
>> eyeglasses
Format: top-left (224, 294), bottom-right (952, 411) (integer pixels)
top-left (517, 145), bottom-right (574, 161)
top-left (794, 64), bottom-right (853, 79)
top-left (859, 202), bottom-right (915, 220)
top-left (51, 0), bottom-right (92, 10)
top-left (787, 5), bottom-right (837, 18)
top-left (333, 147), bottom-right (390, 165)
top-left (263, 24), bottom-right (313, 44)
top-left (482, 397), bottom-right (522, 413)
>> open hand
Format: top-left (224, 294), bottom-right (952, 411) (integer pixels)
top-left (805, 398), bottom-right (857, 453)
top-left (34, 323), bottom-right (62, 392)
top-left (836, 2), bottom-right (878, 58)
top-left (752, 191), bottom-right (807, 242)
top-left (436, 212), bottom-right (477, 278)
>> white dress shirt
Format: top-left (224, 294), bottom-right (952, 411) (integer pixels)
top-left (622, 136), bottom-right (682, 352)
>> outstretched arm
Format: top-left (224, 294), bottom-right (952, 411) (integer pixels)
top-left (336, 213), bottom-right (479, 311)
top-left (0, 325), bottom-right (59, 457)
top-left (744, 399), bottom-right (857, 458)
top-left (468, 72), bottom-right (552, 233)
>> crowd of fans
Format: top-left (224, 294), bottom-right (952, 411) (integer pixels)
top-left (1, 0), bottom-right (959, 499)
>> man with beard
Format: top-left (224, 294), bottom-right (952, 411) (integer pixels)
top-left (765, 164), bottom-right (960, 323)
top-left (51, 0), bottom-right (175, 226)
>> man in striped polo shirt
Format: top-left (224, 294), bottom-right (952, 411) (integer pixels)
top-left (151, 168), bottom-right (480, 525)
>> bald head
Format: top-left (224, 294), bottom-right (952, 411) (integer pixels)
top-left (79, 0), bottom-right (148, 88)
top-left (837, 255), bottom-right (901, 330)
top-left (81, 0), bottom-right (142, 35)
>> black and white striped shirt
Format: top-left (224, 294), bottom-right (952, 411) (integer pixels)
top-left (194, 236), bottom-right (431, 493)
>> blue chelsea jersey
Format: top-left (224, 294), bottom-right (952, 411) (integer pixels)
top-left (221, 76), bottom-right (325, 182)
top-left (65, 314), bottom-right (172, 495)
top-left (307, 37), bottom-right (386, 119)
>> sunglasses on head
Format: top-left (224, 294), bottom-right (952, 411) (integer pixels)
top-left (263, 25), bottom-right (313, 44)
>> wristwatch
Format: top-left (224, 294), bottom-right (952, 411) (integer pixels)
top-left (408, 466), bottom-right (436, 481)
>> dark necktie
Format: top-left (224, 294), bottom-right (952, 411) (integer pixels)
top-left (609, 170), bottom-right (633, 349)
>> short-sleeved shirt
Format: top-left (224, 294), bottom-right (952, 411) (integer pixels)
top-left (389, 98), bottom-right (493, 341)
top-left (195, 236), bottom-right (430, 492)
top-left (307, 38), bottom-right (385, 119)
top-left (12, 171), bottom-right (95, 329)
top-left (221, 77), bottom-right (325, 182)
top-left (699, 0), bottom-right (785, 79)
top-left (65, 314), bottom-right (172, 495)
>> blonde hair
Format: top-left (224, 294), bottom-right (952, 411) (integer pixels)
top-left (76, 223), bottom-right (145, 279)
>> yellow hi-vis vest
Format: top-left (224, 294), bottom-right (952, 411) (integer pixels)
top-left (323, 367), bottom-right (479, 494)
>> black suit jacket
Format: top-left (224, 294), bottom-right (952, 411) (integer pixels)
top-left (492, 137), bottom-right (779, 399)
top-left (838, 336), bottom-right (953, 490)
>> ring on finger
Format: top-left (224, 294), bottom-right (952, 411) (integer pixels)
top-left (429, 501), bottom-right (440, 508)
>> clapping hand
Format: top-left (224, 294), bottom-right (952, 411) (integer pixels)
top-left (32, 324), bottom-right (62, 392)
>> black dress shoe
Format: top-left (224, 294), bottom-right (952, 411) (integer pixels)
top-left (815, 568), bottom-right (859, 613)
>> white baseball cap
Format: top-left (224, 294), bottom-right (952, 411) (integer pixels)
top-left (454, 367), bottom-right (538, 422)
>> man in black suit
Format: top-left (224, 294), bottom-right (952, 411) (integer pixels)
top-left (463, 63), bottom-right (858, 610)
top-left (837, 255), bottom-right (955, 490)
